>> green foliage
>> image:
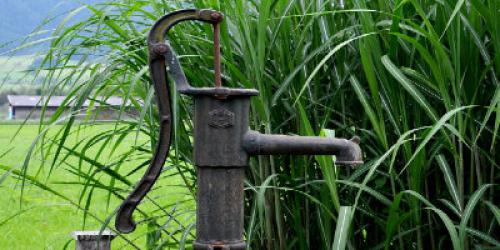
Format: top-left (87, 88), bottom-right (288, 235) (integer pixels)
top-left (2, 0), bottom-right (498, 249)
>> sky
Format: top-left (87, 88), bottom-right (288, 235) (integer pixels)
top-left (0, 0), bottom-right (100, 54)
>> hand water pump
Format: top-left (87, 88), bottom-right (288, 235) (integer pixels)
top-left (115, 9), bottom-right (363, 250)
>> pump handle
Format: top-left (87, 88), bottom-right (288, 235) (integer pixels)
top-left (115, 9), bottom-right (223, 233)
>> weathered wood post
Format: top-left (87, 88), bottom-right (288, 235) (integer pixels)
top-left (72, 231), bottom-right (115, 250)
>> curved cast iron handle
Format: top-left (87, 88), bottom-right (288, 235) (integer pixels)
top-left (115, 9), bottom-right (224, 233)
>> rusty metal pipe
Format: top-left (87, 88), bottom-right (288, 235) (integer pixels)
top-left (193, 167), bottom-right (246, 250)
top-left (243, 131), bottom-right (363, 165)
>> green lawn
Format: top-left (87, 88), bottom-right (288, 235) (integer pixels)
top-left (0, 124), bottom-right (194, 249)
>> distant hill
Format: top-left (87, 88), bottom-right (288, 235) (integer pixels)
top-left (0, 0), bottom-right (102, 54)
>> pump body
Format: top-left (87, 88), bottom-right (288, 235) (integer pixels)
top-left (192, 92), bottom-right (254, 249)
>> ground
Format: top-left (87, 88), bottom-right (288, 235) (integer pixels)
top-left (0, 124), bottom-right (194, 249)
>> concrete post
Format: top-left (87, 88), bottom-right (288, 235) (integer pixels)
top-left (72, 231), bottom-right (115, 250)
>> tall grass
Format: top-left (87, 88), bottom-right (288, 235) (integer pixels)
top-left (7, 0), bottom-right (499, 249)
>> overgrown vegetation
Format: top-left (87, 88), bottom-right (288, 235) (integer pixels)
top-left (3, 0), bottom-right (498, 249)
top-left (0, 124), bottom-right (186, 249)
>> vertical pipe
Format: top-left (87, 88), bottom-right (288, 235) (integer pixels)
top-left (213, 23), bottom-right (222, 88)
top-left (193, 167), bottom-right (246, 250)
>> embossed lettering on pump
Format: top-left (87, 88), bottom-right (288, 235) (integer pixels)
top-left (208, 108), bottom-right (235, 128)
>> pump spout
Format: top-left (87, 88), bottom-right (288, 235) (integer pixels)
top-left (243, 131), bottom-right (363, 165)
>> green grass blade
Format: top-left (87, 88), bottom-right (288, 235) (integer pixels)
top-left (459, 184), bottom-right (494, 243)
top-left (399, 106), bottom-right (474, 175)
top-left (293, 32), bottom-right (376, 105)
top-left (483, 201), bottom-right (500, 226)
top-left (381, 55), bottom-right (438, 121)
top-left (436, 154), bottom-right (462, 212)
top-left (332, 206), bottom-right (353, 250)
top-left (426, 207), bottom-right (461, 250)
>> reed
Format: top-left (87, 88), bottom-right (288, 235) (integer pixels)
top-left (12, 0), bottom-right (499, 249)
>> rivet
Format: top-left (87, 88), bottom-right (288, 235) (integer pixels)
top-left (210, 12), bottom-right (223, 22)
top-left (153, 44), bottom-right (169, 54)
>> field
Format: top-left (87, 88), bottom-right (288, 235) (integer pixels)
top-left (0, 124), bottom-right (194, 249)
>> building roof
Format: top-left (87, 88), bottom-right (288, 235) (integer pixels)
top-left (7, 95), bottom-right (130, 108)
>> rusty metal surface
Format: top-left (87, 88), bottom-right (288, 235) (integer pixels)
top-left (243, 131), bottom-right (363, 165)
top-left (194, 167), bottom-right (245, 249)
top-left (147, 9), bottom-right (258, 97)
top-left (115, 8), bottom-right (224, 234)
top-left (158, 41), bottom-right (258, 97)
top-left (147, 9), bottom-right (222, 94)
top-left (213, 17), bottom-right (222, 88)
top-left (116, 8), bottom-right (364, 250)
top-left (193, 241), bottom-right (246, 250)
top-left (194, 96), bottom-right (251, 167)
